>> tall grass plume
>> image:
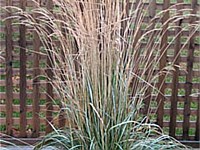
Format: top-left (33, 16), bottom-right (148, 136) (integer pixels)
top-left (3, 0), bottom-right (199, 149)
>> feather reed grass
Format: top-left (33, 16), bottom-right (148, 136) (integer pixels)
top-left (3, 0), bottom-right (200, 149)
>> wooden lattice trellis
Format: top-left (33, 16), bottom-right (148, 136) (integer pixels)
top-left (0, 0), bottom-right (199, 146)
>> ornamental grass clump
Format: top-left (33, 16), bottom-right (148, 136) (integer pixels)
top-left (4, 0), bottom-right (199, 149)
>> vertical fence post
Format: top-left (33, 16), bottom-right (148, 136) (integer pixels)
top-left (45, 0), bottom-right (54, 134)
top-left (19, 0), bottom-right (27, 137)
top-left (130, 0), bottom-right (143, 98)
top-left (142, 0), bottom-right (156, 115)
top-left (195, 92), bottom-right (200, 141)
top-left (156, 0), bottom-right (169, 128)
top-left (32, 1), bottom-right (41, 137)
top-left (195, 94), bottom-right (200, 140)
top-left (120, 0), bottom-right (130, 39)
top-left (58, 24), bottom-right (68, 129)
top-left (131, 0), bottom-right (142, 49)
top-left (169, 0), bottom-right (183, 137)
top-left (183, 0), bottom-right (197, 140)
top-left (5, 0), bottom-right (13, 136)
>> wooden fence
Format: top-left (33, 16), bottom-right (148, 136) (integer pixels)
top-left (0, 0), bottom-right (199, 146)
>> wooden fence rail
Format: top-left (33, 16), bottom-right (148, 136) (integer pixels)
top-left (0, 0), bottom-right (199, 147)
